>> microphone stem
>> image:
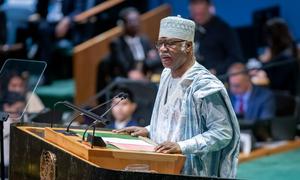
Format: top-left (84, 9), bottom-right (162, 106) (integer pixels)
top-left (66, 92), bottom-right (124, 132)
top-left (82, 121), bottom-right (96, 141)
top-left (52, 101), bottom-right (62, 128)
top-left (53, 101), bottom-right (107, 130)
top-left (66, 99), bottom-right (113, 132)
top-left (92, 126), bottom-right (96, 148)
top-left (82, 97), bottom-right (125, 142)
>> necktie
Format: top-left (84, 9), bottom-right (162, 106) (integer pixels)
top-left (238, 96), bottom-right (244, 114)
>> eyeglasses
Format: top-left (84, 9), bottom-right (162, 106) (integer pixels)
top-left (155, 39), bottom-right (186, 49)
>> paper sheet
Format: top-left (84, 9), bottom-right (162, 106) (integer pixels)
top-left (102, 137), bottom-right (155, 152)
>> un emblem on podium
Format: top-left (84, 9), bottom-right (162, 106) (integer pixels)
top-left (40, 150), bottom-right (57, 180)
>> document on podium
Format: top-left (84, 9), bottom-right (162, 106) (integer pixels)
top-left (75, 130), bottom-right (157, 152)
top-left (102, 137), bottom-right (156, 152)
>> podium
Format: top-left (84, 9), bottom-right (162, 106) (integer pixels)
top-left (43, 127), bottom-right (185, 174)
top-left (9, 123), bottom-right (219, 180)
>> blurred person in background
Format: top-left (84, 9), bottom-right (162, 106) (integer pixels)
top-left (106, 88), bottom-right (138, 129)
top-left (189, 0), bottom-right (243, 75)
top-left (97, 7), bottom-right (161, 92)
top-left (2, 71), bottom-right (44, 113)
top-left (0, 0), bottom-right (36, 45)
top-left (27, 0), bottom-right (84, 60)
top-left (24, 0), bottom-right (84, 83)
top-left (228, 63), bottom-right (275, 122)
top-left (256, 18), bottom-right (299, 95)
top-left (0, 0), bottom-right (33, 64)
top-left (109, 7), bottom-right (161, 80)
top-left (0, 10), bottom-right (6, 49)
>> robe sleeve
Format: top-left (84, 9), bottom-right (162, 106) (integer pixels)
top-left (145, 125), bottom-right (151, 132)
top-left (177, 92), bottom-right (233, 155)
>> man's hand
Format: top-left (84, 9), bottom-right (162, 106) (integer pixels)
top-left (154, 141), bottom-right (182, 154)
top-left (113, 126), bottom-right (149, 137)
top-left (28, 13), bottom-right (41, 22)
top-left (55, 17), bottom-right (71, 38)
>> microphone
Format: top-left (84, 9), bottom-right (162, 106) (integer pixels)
top-left (52, 101), bottom-right (109, 128)
top-left (81, 94), bottom-right (128, 147)
top-left (65, 92), bottom-right (127, 134)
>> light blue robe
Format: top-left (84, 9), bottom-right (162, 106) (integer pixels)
top-left (147, 62), bottom-right (240, 178)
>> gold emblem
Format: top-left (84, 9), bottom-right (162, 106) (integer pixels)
top-left (40, 150), bottom-right (57, 180)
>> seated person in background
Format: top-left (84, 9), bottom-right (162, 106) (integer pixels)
top-left (1, 92), bottom-right (26, 178)
top-left (0, 9), bottom-right (24, 64)
top-left (189, 0), bottom-right (243, 75)
top-left (28, 0), bottom-right (84, 61)
top-left (109, 7), bottom-right (161, 80)
top-left (97, 7), bottom-right (161, 91)
top-left (0, 0), bottom-right (36, 45)
top-left (3, 71), bottom-right (44, 113)
top-left (228, 63), bottom-right (275, 122)
top-left (106, 88), bottom-right (138, 129)
top-left (0, 10), bottom-right (6, 51)
top-left (254, 18), bottom-right (299, 95)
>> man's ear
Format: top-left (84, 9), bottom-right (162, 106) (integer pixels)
top-left (185, 42), bottom-right (193, 53)
top-left (131, 102), bottom-right (137, 112)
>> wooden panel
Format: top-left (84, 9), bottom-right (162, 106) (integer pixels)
top-left (42, 127), bottom-right (185, 174)
top-left (73, 4), bottom-right (171, 104)
top-left (90, 157), bottom-right (176, 173)
top-left (18, 126), bottom-right (102, 167)
top-left (74, 0), bottom-right (125, 23)
top-left (140, 4), bottom-right (171, 44)
top-left (73, 27), bottom-right (122, 105)
top-left (239, 140), bottom-right (300, 163)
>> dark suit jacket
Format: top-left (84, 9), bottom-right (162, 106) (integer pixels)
top-left (36, 0), bottom-right (84, 20)
top-left (230, 85), bottom-right (275, 121)
top-left (263, 54), bottom-right (299, 95)
top-left (109, 35), bottom-right (160, 77)
top-left (106, 119), bottom-right (139, 129)
top-left (194, 16), bottom-right (244, 75)
top-left (0, 11), bottom-right (6, 44)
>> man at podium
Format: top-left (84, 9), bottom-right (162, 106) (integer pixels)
top-left (115, 15), bottom-right (240, 178)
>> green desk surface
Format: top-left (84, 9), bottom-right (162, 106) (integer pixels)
top-left (71, 130), bottom-right (142, 150)
top-left (36, 79), bottom-right (74, 97)
top-left (74, 130), bottom-right (139, 140)
top-left (238, 148), bottom-right (300, 180)
top-left (36, 79), bottom-right (74, 108)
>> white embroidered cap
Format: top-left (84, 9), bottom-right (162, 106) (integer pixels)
top-left (159, 15), bottom-right (195, 42)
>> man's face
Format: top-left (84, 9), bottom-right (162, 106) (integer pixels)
top-left (8, 76), bottom-right (26, 94)
top-left (124, 11), bottom-right (140, 36)
top-left (229, 74), bottom-right (251, 95)
top-left (156, 37), bottom-right (189, 71)
top-left (3, 101), bottom-right (26, 120)
top-left (189, 0), bottom-right (211, 24)
top-left (111, 98), bottom-right (137, 122)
